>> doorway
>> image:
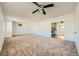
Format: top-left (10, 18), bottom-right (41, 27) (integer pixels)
top-left (51, 22), bottom-right (57, 37)
top-left (51, 21), bottom-right (64, 39)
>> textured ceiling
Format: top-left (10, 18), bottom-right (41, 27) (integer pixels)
top-left (1, 2), bottom-right (77, 22)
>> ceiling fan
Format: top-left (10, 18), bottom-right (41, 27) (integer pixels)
top-left (32, 2), bottom-right (54, 15)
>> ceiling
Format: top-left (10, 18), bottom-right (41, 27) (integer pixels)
top-left (1, 2), bottom-right (77, 22)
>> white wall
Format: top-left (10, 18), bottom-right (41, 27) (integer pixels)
top-left (5, 19), bottom-right (12, 37)
top-left (74, 3), bottom-right (79, 54)
top-left (12, 22), bottom-right (32, 35)
top-left (30, 22), bottom-right (51, 37)
top-left (64, 14), bottom-right (75, 41)
top-left (3, 16), bottom-right (13, 37)
top-left (0, 5), bottom-right (4, 52)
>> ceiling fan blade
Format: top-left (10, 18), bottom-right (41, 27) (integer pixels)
top-left (32, 2), bottom-right (40, 7)
top-left (44, 4), bottom-right (54, 8)
top-left (32, 9), bottom-right (39, 14)
top-left (42, 9), bottom-right (46, 15)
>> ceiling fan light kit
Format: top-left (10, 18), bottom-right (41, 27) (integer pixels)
top-left (32, 2), bottom-right (54, 15)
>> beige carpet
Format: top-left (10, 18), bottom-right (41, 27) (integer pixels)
top-left (0, 34), bottom-right (78, 56)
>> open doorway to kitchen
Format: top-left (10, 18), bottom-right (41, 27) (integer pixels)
top-left (51, 21), bottom-right (64, 39)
